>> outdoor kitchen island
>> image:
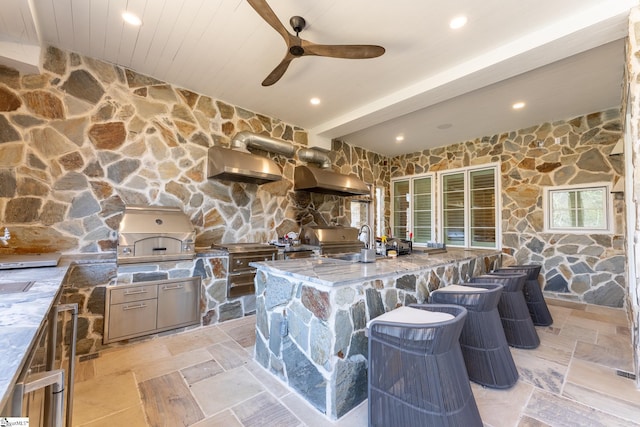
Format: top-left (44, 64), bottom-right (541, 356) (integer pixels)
top-left (251, 248), bottom-right (501, 420)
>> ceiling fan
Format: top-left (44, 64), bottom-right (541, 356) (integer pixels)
top-left (247, 0), bottom-right (385, 86)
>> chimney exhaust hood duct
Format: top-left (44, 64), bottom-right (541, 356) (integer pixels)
top-left (294, 148), bottom-right (369, 196)
top-left (207, 131), bottom-right (295, 185)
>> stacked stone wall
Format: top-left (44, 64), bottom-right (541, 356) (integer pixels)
top-left (0, 46), bottom-right (386, 255)
top-left (390, 109), bottom-right (626, 307)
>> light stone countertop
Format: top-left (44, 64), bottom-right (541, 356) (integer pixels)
top-left (0, 254), bottom-right (114, 413)
top-left (250, 247), bottom-right (501, 288)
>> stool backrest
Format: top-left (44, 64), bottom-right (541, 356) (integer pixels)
top-left (368, 304), bottom-right (467, 354)
top-left (430, 284), bottom-right (503, 311)
top-left (470, 273), bottom-right (526, 292)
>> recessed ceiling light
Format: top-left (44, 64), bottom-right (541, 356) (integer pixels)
top-left (449, 15), bottom-right (467, 30)
top-left (122, 11), bottom-right (142, 26)
top-left (437, 123), bottom-right (453, 130)
top-left (512, 101), bottom-right (526, 110)
top-left (310, 97), bottom-right (321, 105)
top-left (395, 135), bottom-right (404, 142)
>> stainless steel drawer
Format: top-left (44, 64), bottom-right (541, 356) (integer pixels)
top-left (157, 277), bottom-right (200, 329)
top-left (228, 271), bottom-right (256, 297)
top-left (110, 285), bottom-right (158, 304)
top-left (107, 299), bottom-right (158, 340)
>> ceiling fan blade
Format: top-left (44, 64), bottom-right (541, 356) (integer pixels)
top-left (302, 43), bottom-right (385, 59)
top-left (246, 0), bottom-right (291, 41)
top-left (262, 54), bottom-right (295, 86)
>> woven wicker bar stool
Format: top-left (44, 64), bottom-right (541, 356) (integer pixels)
top-left (493, 265), bottom-right (553, 326)
top-left (470, 274), bottom-right (540, 349)
top-left (368, 304), bottom-right (482, 427)
top-left (430, 284), bottom-right (518, 389)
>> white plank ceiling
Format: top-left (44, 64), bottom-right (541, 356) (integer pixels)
top-left (0, 0), bottom-right (637, 155)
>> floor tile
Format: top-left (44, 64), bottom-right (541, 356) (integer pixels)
top-left (69, 299), bottom-right (639, 427)
top-left (181, 359), bottom-right (225, 385)
top-left (74, 357), bottom-right (97, 383)
top-left (526, 342), bottom-right (573, 366)
top-left (190, 410), bottom-right (243, 427)
top-left (244, 360), bottom-right (291, 398)
top-left (562, 381), bottom-right (640, 424)
top-left (93, 339), bottom-right (172, 377)
top-left (72, 370), bottom-right (141, 425)
top-left (573, 341), bottom-right (633, 372)
top-left (565, 358), bottom-right (640, 407)
top-left (471, 380), bottom-right (533, 427)
top-left (232, 391), bottom-right (300, 427)
top-left (536, 329), bottom-right (577, 352)
top-left (517, 415), bottom-right (552, 426)
top-left (207, 339), bottom-right (251, 370)
top-left (546, 299), bottom-right (586, 311)
top-left (557, 323), bottom-right (598, 344)
top-left (139, 371), bottom-right (204, 426)
top-left (190, 367), bottom-right (265, 416)
top-left (219, 315), bottom-right (258, 348)
top-left (163, 325), bottom-right (228, 356)
top-left (133, 348), bottom-right (212, 382)
top-left (280, 392), bottom-right (364, 427)
top-left (511, 349), bottom-right (567, 394)
top-left (524, 388), bottom-right (638, 427)
top-left (564, 312), bottom-right (618, 335)
top-left (77, 404), bottom-right (148, 427)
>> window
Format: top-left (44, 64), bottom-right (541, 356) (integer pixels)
top-left (440, 165), bottom-right (498, 248)
top-left (544, 184), bottom-right (612, 233)
top-left (391, 166), bottom-right (498, 248)
top-left (391, 175), bottom-right (434, 244)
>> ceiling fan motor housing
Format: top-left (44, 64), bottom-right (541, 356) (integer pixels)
top-left (290, 16), bottom-right (306, 34)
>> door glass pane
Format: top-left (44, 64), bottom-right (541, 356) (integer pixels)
top-left (442, 173), bottom-right (465, 246)
top-left (413, 177), bottom-right (432, 244)
top-left (470, 169), bottom-right (496, 247)
top-left (393, 180), bottom-right (409, 238)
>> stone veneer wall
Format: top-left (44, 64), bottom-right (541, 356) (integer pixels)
top-left (0, 46), bottom-right (386, 254)
top-left (254, 251), bottom-right (499, 419)
top-left (390, 109), bottom-right (626, 307)
top-left (626, 7), bottom-right (640, 387)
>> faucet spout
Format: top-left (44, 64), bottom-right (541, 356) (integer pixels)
top-left (358, 224), bottom-right (374, 250)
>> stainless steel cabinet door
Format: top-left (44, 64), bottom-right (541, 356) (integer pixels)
top-left (156, 277), bottom-right (200, 329)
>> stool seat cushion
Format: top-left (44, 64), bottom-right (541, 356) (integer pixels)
top-left (437, 284), bottom-right (489, 293)
top-left (369, 306), bottom-right (454, 327)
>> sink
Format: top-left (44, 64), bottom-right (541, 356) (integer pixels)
top-left (325, 251), bottom-right (385, 263)
top-left (0, 281), bottom-right (35, 294)
top-left (327, 253), bottom-right (362, 262)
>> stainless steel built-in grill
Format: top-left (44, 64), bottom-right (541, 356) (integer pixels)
top-left (117, 206), bottom-right (196, 264)
top-left (213, 243), bottom-right (278, 297)
top-left (300, 226), bottom-right (364, 255)
top-left (107, 205), bottom-right (201, 344)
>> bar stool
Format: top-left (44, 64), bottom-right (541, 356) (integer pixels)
top-left (430, 284), bottom-right (518, 389)
top-left (494, 265), bottom-right (553, 326)
top-left (368, 304), bottom-right (482, 427)
top-left (470, 274), bottom-right (540, 349)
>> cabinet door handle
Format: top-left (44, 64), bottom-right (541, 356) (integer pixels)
top-left (124, 289), bottom-right (147, 295)
top-left (162, 284), bottom-right (184, 291)
top-left (123, 303), bottom-right (147, 311)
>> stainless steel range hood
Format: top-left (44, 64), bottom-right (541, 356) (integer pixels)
top-left (294, 148), bottom-right (369, 196)
top-left (207, 132), bottom-right (295, 185)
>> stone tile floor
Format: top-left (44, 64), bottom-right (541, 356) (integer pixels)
top-left (71, 299), bottom-right (640, 426)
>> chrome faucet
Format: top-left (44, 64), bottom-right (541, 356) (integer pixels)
top-left (358, 224), bottom-right (374, 250)
top-left (0, 227), bottom-right (10, 246)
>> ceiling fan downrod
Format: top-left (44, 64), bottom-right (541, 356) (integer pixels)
top-left (289, 16), bottom-right (306, 56)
